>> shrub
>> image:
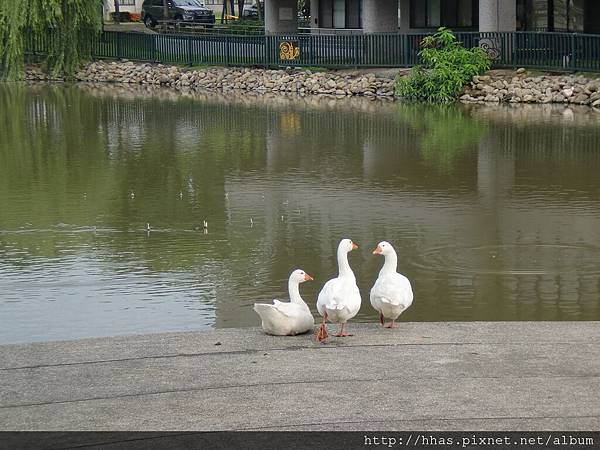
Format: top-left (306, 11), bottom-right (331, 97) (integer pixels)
top-left (396, 27), bottom-right (491, 103)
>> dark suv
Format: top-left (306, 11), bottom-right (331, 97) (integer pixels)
top-left (142, 0), bottom-right (215, 28)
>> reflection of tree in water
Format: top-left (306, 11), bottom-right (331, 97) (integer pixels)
top-left (0, 84), bottom-right (266, 271)
top-left (396, 104), bottom-right (487, 172)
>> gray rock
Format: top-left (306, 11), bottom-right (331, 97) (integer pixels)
top-left (572, 93), bottom-right (590, 104)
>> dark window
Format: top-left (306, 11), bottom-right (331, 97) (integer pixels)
top-left (411, 0), bottom-right (427, 27)
top-left (318, 0), bottom-right (361, 29)
top-left (410, 0), bottom-right (476, 29)
top-left (346, 0), bottom-right (361, 28)
top-left (585, 0), bottom-right (600, 33)
top-left (517, 0), bottom-right (587, 32)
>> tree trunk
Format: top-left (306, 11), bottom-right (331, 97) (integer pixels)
top-left (238, 0), bottom-right (245, 19)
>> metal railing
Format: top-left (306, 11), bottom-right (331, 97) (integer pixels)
top-left (154, 21), bottom-right (265, 35)
top-left (25, 30), bottom-right (600, 72)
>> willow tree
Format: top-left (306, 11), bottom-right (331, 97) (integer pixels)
top-left (0, 0), bottom-right (102, 81)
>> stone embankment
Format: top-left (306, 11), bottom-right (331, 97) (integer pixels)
top-left (24, 60), bottom-right (600, 108)
top-left (25, 60), bottom-right (397, 98)
top-left (461, 68), bottom-right (600, 107)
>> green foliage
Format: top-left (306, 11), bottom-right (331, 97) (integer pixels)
top-left (396, 27), bottom-right (491, 103)
top-left (0, 0), bottom-right (102, 81)
top-left (0, 0), bottom-right (28, 80)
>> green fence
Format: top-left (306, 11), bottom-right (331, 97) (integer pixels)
top-left (25, 30), bottom-right (600, 72)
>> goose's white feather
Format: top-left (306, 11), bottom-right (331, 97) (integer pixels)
top-left (316, 238), bottom-right (362, 324)
top-left (254, 269), bottom-right (314, 336)
top-left (370, 241), bottom-right (413, 321)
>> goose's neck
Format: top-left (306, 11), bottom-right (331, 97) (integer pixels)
top-left (337, 249), bottom-right (355, 279)
top-left (381, 249), bottom-right (398, 274)
top-left (288, 279), bottom-right (307, 306)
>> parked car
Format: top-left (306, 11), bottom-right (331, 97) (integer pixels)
top-left (142, 0), bottom-right (215, 28)
top-left (242, 2), bottom-right (262, 19)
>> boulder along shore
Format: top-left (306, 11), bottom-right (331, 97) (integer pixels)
top-left (23, 60), bottom-right (600, 108)
top-left (462, 68), bottom-right (600, 107)
top-left (25, 61), bottom-right (397, 98)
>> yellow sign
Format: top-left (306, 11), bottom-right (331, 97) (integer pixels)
top-left (279, 41), bottom-right (300, 60)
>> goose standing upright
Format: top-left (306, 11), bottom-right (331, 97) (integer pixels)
top-left (253, 269), bottom-right (314, 336)
top-left (370, 241), bottom-right (413, 328)
top-left (315, 238), bottom-right (361, 341)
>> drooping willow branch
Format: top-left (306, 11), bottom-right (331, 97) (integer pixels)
top-left (0, 0), bottom-right (102, 80)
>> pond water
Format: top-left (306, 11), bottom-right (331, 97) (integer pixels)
top-left (1, 83), bottom-right (600, 344)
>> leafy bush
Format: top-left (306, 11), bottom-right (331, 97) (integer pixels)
top-left (396, 27), bottom-right (491, 103)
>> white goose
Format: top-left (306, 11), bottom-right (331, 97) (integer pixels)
top-left (253, 269), bottom-right (314, 336)
top-left (370, 241), bottom-right (413, 328)
top-left (315, 238), bottom-right (362, 341)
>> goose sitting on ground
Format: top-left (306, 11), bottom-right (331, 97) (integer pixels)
top-left (315, 238), bottom-right (362, 341)
top-left (253, 269), bottom-right (314, 336)
top-left (370, 241), bottom-right (413, 328)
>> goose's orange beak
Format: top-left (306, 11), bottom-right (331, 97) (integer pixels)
top-left (352, 243), bottom-right (359, 250)
top-left (304, 273), bottom-right (314, 281)
top-left (372, 245), bottom-right (383, 255)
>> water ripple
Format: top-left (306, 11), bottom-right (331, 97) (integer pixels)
top-left (412, 244), bottom-right (600, 277)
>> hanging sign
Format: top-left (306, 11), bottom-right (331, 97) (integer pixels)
top-left (279, 41), bottom-right (300, 60)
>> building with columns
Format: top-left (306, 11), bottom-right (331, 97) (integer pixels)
top-left (265, 0), bottom-right (600, 34)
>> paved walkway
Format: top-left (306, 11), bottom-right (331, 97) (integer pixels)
top-left (1, 322), bottom-right (599, 431)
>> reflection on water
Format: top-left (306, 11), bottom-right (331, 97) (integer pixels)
top-left (1, 83), bottom-right (600, 344)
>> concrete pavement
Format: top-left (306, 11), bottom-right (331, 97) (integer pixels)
top-left (1, 322), bottom-right (600, 431)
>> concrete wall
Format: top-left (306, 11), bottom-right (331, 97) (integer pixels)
top-left (265, 0), bottom-right (298, 34)
top-left (479, 0), bottom-right (516, 32)
top-left (362, 0), bottom-right (398, 33)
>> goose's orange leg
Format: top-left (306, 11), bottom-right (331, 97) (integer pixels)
top-left (384, 320), bottom-right (399, 329)
top-left (315, 311), bottom-right (329, 342)
top-left (335, 322), bottom-right (353, 337)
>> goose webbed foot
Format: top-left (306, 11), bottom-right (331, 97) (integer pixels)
top-left (334, 322), bottom-right (353, 337)
top-left (314, 312), bottom-right (329, 342)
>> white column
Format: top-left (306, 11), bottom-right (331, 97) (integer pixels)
top-left (264, 0), bottom-right (298, 34)
top-left (362, 0), bottom-right (398, 33)
top-left (479, 0), bottom-right (516, 32)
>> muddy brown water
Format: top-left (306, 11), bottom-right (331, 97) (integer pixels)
top-left (1, 83), bottom-right (599, 343)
